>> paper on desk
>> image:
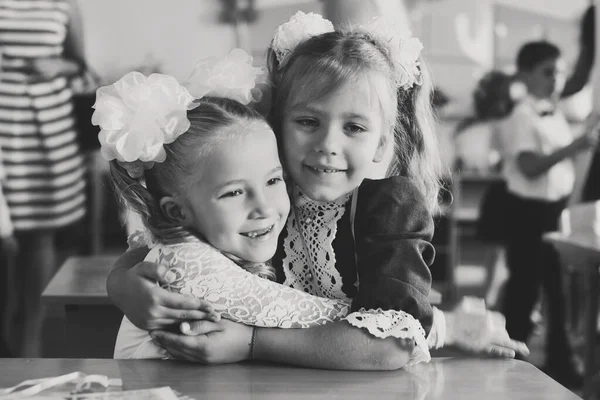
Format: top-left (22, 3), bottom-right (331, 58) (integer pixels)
top-left (0, 372), bottom-right (122, 399)
top-left (34, 387), bottom-right (180, 400)
top-left (0, 371), bottom-right (187, 400)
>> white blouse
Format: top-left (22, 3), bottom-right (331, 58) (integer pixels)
top-left (114, 235), bottom-right (430, 364)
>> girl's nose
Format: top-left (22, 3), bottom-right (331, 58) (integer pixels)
top-left (314, 124), bottom-right (340, 156)
top-left (248, 192), bottom-right (273, 219)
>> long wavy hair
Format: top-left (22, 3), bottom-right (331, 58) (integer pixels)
top-left (266, 28), bottom-right (444, 213)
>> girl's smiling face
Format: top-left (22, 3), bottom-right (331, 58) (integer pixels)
top-left (281, 70), bottom-right (392, 202)
top-left (180, 121), bottom-right (290, 263)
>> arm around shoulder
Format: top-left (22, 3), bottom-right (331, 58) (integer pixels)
top-left (106, 247), bottom-right (150, 307)
top-left (352, 176), bottom-right (435, 333)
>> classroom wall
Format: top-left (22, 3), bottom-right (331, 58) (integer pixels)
top-left (78, 0), bottom-right (587, 103)
top-left (79, 0), bottom-right (238, 83)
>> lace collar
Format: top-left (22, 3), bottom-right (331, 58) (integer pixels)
top-left (293, 186), bottom-right (352, 213)
top-left (281, 186), bottom-right (353, 300)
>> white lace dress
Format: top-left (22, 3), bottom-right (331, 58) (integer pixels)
top-left (115, 177), bottom-right (436, 365)
top-left (114, 236), bottom-right (351, 359)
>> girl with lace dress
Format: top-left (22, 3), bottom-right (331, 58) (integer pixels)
top-left (106, 12), bottom-right (528, 368)
top-left (93, 51), bottom-right (362, 359)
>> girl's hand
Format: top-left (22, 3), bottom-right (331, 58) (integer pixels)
top-left (445, 297), bottom-right (530, 358)
top-left (150, 319), bottom-right (253, 364)
top-left (109, 258), bottom-right (220, 331)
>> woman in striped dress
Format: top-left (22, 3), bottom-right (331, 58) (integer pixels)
top-left (0, 0), bottom-right (87, 357)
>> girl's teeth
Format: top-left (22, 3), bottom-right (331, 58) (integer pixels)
top-left (246, 226), bottom-right (273, 238)
top-left (312, 166), bottom-right (339, 173)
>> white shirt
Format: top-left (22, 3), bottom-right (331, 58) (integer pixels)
top-left (497, 96), bottom-right (575, 201)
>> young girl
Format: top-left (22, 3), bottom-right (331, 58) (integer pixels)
top-left (107, 12), bottom-right (527, 367)
top-left (95, 51), bottom-right (393, 360)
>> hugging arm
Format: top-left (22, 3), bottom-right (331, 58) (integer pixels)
top-left (115, 241), bottom-right (352, 359)
top-left (153, 242), bottom-right (350, 328)
top-left (352, 177), bottom-right (435, 330)
top-left (153, 316), bottom-right (414, 369)
top-left (106, 246), bottom-right (218, 331)
top-left (348, 176), bottom-right (434, 363)
top-left (145, 240), bottom-right (414, 368)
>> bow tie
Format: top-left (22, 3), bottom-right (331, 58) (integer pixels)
top-left (538, 109), bottom-right (554, 117)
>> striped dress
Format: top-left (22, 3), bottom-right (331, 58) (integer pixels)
top-left (0, 0), bottom-right (85, 231)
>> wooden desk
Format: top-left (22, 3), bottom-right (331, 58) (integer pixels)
top-left (545, 231), bottom-right (600, 399)
top-left (41, 255), bottom-right (442, 358)
top-left (41, 256), bottom-right (122, 358)
top-left (0, 358), bottom-right (580, 399)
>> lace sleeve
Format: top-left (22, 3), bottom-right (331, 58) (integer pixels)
top-left (343, 308), bottom-right (430, 365)
top-left (150, 241), bottom-right (350, 328)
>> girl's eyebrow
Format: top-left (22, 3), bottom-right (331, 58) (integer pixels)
top-left (214, 179), bottom-right (245, 192)
top-left (289, 104), bottom-right (322, 114)
top-left (215, 166), bottom-right (283, 191)
top-left (342, 112), bottom-right (369, 122)
top-left (289, 105), bottom-right (369, 121)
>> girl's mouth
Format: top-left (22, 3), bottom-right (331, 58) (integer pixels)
top-left (307, 165), bottom-right (344, 173)
top-left (241, 225), bottom-right (274, 239)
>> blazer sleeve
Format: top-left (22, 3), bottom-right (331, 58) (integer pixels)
top-left (352, 176), bottom-right (435, 334)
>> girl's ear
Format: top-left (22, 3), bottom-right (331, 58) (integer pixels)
top-left (159, 196), bottom-right (193, 227)
top-left (373, 134), bottom-right (389, 163)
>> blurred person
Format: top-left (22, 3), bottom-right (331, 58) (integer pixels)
top-left (496, 40), bottom-right (600, 388)
top-left (0, 0), bottom-right (88, 357)
top-left (454, 71), bottom-right (516, 174)
top-left (454, 71), bottom-right (518, 309)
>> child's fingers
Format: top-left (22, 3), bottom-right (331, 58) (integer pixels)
top-left (157, 305), bottom-right (220, 324)
top-left (180, 320), bottom-right (222, 336)
top-left (484, 344), bottom-right (515, 359)
top-left (491, 337), bottom-right (530, 357)
top-left (159, 291), bottom-right (217, 314)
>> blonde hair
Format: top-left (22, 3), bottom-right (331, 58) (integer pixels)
top-left (267, 28), bottom-right (445, 213)
top-left (109, 97), bottom-right (276, 280)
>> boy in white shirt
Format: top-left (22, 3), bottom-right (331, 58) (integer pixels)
top-left (497, 40), bottom-right (598, 388)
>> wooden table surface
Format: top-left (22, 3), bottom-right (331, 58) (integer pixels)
top-left (0, 358), bottom-right (580, 400)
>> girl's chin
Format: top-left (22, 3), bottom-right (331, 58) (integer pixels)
top-left (298, 185), bottom-right (349, 203)
top-left (243, 247), bottom-right (278, 264)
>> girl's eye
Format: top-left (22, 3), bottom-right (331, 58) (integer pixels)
top-left (267, 176), bottom-right (283, 186)
top-left (345, 123), bottom-right (367, 134)
top-left (220, 189), bottom-right (243, 199)
top-left (296, 118), bottom-right (319, 128)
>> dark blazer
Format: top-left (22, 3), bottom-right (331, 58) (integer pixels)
top-left (273, 176), bottom-right (435, 334)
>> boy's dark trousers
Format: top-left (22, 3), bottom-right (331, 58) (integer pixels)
top-left (500, 192), bottom-right (574, 367)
